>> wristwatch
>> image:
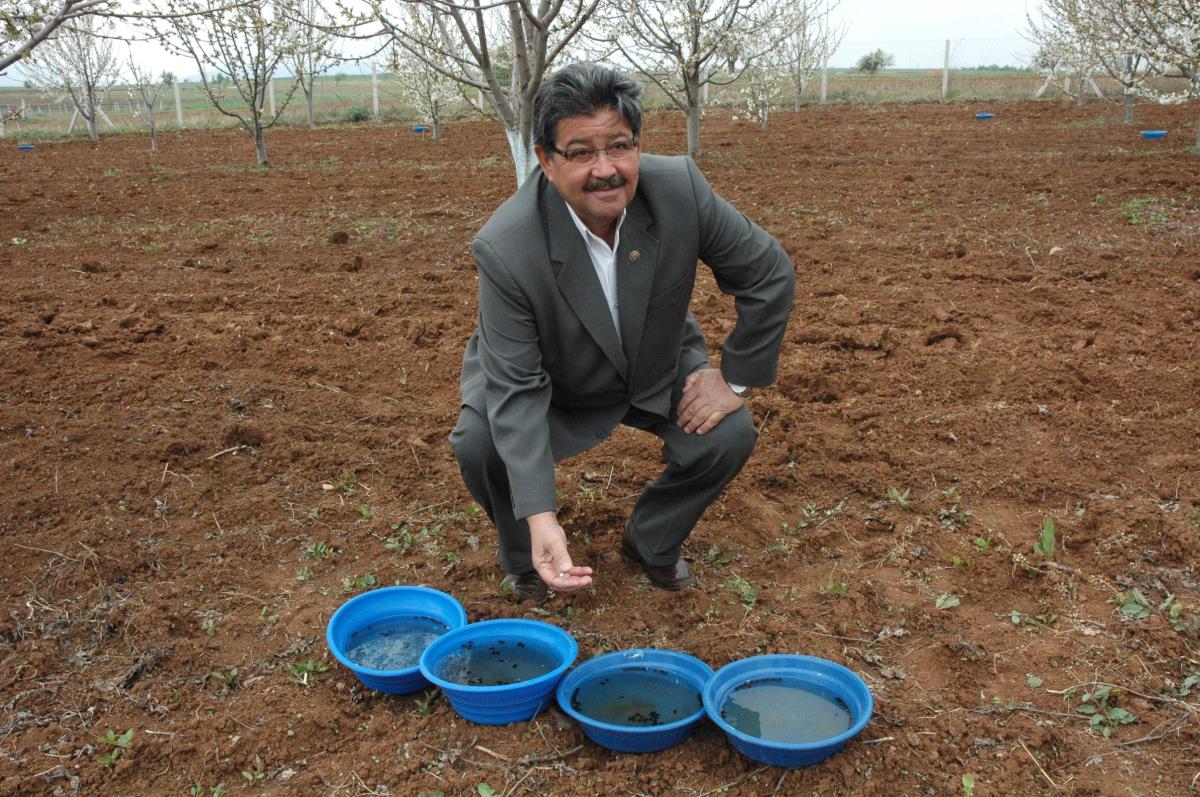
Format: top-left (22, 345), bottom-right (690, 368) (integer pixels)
top-left (727, 383), bottom-right (747, 396)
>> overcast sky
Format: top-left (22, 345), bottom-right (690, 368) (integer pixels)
top-left (835, 0), bottom-right (1036, 42)
top-left (2, 0), bottom-right (1041, 86)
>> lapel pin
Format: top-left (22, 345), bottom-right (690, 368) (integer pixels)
top-left (629, 250), bottom-right (641, 262)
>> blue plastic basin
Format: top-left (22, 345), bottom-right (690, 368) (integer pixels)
top-left (413, 125), bottom-right (430, 134)
top-left (326, 586), bottom-right (467, 694)
top-left (420, 619), bottom-right (577, 725)
top-left (17, 144), bottom-right (34, 151)
top-left (556, 649), bottom-right (713, 753)
top-left (704, 654), bottom-right (873, 768)
top-left (1141, 130), bottom-right (1166, 139)
top-left (975, 112), bottom-right (994, 120)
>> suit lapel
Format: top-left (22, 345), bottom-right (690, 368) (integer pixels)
top-left (545, 183), bottom-right (628, 376)
top-left (616, 193), bottom-right (660, 379)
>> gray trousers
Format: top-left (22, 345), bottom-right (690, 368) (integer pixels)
top-left (449, 404), bottom-right (757, 575)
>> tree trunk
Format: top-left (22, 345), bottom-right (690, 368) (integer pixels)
top-left (149, 119), bottom-right (158, 152)
top-left (686, 103), bottom-right (701, 157)
top-left (432, 116), bottom-right (441, 140)
top-left (254, 126), bottom-right (269, 166)
top-left (506, 127), bottom-right (535, 187)
top-left (86, 114), bottom-right (98, 143)
top-left (1123, 92), bottom-right (1134, 124)
top-left (305, 85), bottom-right (315, 127)
top-left (1194, 118), bottom-right (1199, 151)
top-left (685, 74), bottom-right (702, 157)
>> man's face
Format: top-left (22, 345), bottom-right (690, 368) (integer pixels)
top-left (535, 109), bottom-right (640, 241)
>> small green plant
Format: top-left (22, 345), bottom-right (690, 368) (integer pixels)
top-left (935, 593), bottom-right (960, 610)
top-left (938, 493), bottom-right (970, 528)
top-left (304, 540), bottom-right (332, 560)
top-left (209, 667), bottom-right (240, 690)
top-left (765, 539), bottom-right (791, 555)
top-left (477, 783), bottom-right (499, 797)
top-left (1091, 194), bottom-right (1106, 206)
top-left (704, 544), bottom-right (729, 567)
top-left (95, 728), bottom-right (134, 767)
top-left (357, 505), bottom-right (375, 520)
top-left (191, 785), bottom-right (225, 797)
top-left (962, 773), bottom-right (975, 797)
top-left (1165, 597), bottom-right (1200, 636)
top-left (336, 470), bottom-right (360, 496)
top-left (344, 106), bottom-right (369, 123)
top-left (290, 659), bottom-right (328, 686)
top-left (1075, 684), bottom-right (1136, 737)
top-left (818, 574), bottom-right (848, 598)
top-left (1034, 517), bottom-right (1055, 560)
top-left (887, 486), bottom-right (911, 509)
top-left (498, 575), bottom-right (517, 596)
top-left (1115, 588), bottom-right (1151, 619)
top-left (726, 573), bottom-right (757, 608)
top-left (386, 526), bottom-right (416, 553)
top-left (414, 688), bottom-right (439, 715)
top-left (973, 537), bottom-right (991, 552)
top-left (241, 755), bottom-right (266, 784)
top-left (295, 566), bottom-right (315, 582)
top-left (1185, 508), bottom-right (1200, 528)
top-left (259, 606), bottom-right (279, 626)
top-left (1121, 197), bottom-right (1167, 225)
top-left (200, 618), bottom-right (216, 637)
top-left (340, 573), bottom-right (377, 593)
top-left (782, 504), bottom-right (821, 534)
top-left (948, 555), bottom-right (967, 568)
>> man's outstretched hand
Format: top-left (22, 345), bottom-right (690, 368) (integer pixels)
top-left (676, 368), bottom-right (744, 434)
top-left (527, 512), bottom-right (593, 593)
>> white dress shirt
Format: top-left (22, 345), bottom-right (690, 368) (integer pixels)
top-left (565, 204), bottom-right (626, 340)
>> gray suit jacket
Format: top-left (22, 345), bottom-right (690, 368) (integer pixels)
top-left (458, 154), bottom-right (795, 519)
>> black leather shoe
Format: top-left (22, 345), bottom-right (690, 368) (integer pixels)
top-left (620, 539), bottom-right (696, 591)
top-left (503, 571), bottom-right (550, 604)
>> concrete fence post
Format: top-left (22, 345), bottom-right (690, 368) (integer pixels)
top-left (174, 80), bottom-right (184, 128)
top-left (942, 39), bottom-right (951, 99)
top-left (372, 63), bottom-right (380, 119)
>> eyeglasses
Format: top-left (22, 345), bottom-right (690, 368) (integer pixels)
top-left (547, 139), bottom-right (639, 165)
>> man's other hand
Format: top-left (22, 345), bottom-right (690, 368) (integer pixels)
top-left (527, 512), bottom-right (594, 593)
top-left (676, 368), bottom-right (745, 435)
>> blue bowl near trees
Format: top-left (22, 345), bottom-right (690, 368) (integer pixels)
top-left (703, 654), bottom-right (873, 768)
top-left (556, 649), bottom-right (713, 753)
top-left (419, 619), bottom-right (577, 725)
top-left (975, 112), bottom-right (994, 120)
top-left (326, 586), bottom-right (467, 694)
top-left (1141, 130), bottom-right (1166, 139)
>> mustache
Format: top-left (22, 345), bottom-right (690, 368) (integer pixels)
top-left (584, 175), bottom-right (627, 192)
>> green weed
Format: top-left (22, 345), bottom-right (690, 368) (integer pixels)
top-left (1075, 685), bottom-right (1136, 737)
top-left (818, 574), bottom-right (849, 598)
top-left (935, 593), bottom-right (960, 610)
top-left (414, 688), bottom-right (439, 715)
top-left (1034, 517), bottom-right (1055, 560)
top-left (1121, 196), bottom-right (1167, 225)
top-left (95, 728), bottom-right (134, 767)
top-left (726, 574), bottom-right (757, 608)
top-left (290, 659), bottom-right (328, 686)
top-left (887, 486), bottom-right (911, 509)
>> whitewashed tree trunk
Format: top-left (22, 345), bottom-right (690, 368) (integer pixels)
top-left (506, 128), bottom-right (536, 186)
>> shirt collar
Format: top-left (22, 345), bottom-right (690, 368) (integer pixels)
top-left (564, 203), bottom-right (626, 252)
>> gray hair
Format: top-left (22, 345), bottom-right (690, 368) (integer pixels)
top-left (533, 63), bottom-right (643, 150)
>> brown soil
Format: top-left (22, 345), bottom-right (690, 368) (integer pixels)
top-left (2, 101), bottom-right (1199, 797)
